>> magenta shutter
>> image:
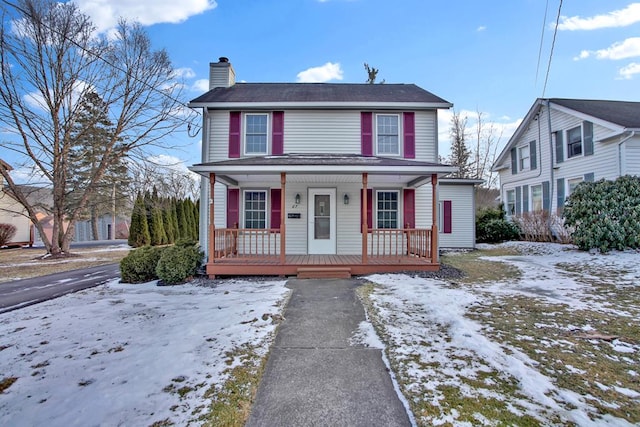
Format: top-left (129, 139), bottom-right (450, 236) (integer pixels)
top-left (272, 111), bottom-right (284, 155)
top-left (403, 189), bottom-right (415, 228)
top-left (403, 112), bottom-right (415, 159)
top-left (270, 189), bottom-right (281, 229)
top-left (443, 200), bottom-right (452, 234)
top-left (229, 111), bottom-right (241, 158)
top-left (227, 188), bottom-right (239, 228)
top-left (361, 112), bottom-right (373, 156)
top-left (360, 189), bottom-right (373, 230)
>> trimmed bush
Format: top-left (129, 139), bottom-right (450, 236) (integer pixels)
top-left (563, 175), bottom-right (640, 252)
top-left (476, 206), bottom-right (520, 244)
top-left (120, 246), bottom-right (165, 283)
top-left (0, 223), bottom-right (17, 246)
top-left (155, 243), bottom-right (203, 285)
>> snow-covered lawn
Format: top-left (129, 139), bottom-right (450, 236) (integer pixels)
top-left (0, 279), bottom-right (289, 426)
top-left (363, 242), bottom-right (640, 426)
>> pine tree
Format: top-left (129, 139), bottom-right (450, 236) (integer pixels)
top-left (162, 197), bottom-right (175, 244)
top-left (447, 111), bottom-right (473, 178)
top-left (176, 199), bottom-right (189, 240)
top-left (147, 189), bottom-right (166, 246)
top-left (128, 193), bottom-right (150, 247)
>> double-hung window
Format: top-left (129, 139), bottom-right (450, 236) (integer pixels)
top-left (567, 126), bottom-right (582, 158)
top-left (518, 145), bottom-right (530, 171)
top-left (244, 190), bottom-right (266, 229)
top-left (531, 184), bottom-right (543, 212)
top-left (376, 191), bottom-right (398, 228)
top-left (245, 114), bottom-right (268, 155)
top-left (506, 190), bottom-right (516, 216)
top-left (568, 177), bottom-right (583, 196)
top-left (376, 114), bottom-right (400, 155)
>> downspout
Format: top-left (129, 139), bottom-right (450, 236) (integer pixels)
top-left (546, 99), bottom-right (555, 214)
top-left (617, 131), bottom-right (636, 176)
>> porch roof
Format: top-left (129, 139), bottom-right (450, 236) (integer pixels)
top-left (190, 154), bottom-right (457, 186)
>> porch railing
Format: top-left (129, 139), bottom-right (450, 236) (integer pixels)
top-left (368, 228), bottom-right (432, 259)
top-left (212, 228), bottom-right (281, 259)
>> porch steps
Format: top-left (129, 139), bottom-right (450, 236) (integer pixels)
top-left (296, 267), bottom-right (352, 279)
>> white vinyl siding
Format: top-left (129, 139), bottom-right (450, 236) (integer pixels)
top-left (284, 110), bottom-right (360, 154)
top-left (208, 110), bottom-right (232, 162)
top-left (415, 110), bottom-right (438, 162)
top-left (439, 184), bottom-right (476, 248)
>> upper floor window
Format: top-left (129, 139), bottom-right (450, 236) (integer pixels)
top-left (244, 190), bottom-right (267, 229)
top-left (568, 177), bottom-right (583, 196)
top-left (245, 114), bottom-right (268, 155)
top-left (518, 145), bottom-right (530, 171)
top-left (531, 184), bottom-right (543, 211)
top-left (376, 190), bottom-right (399, 228)
top-left (567, 126), bottom-right (582, 158)
top-left (376, 114), bottom-right (400, 155)
top-left (506, 190), bottom-right (515, 216)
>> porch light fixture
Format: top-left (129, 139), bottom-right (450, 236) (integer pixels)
top-left (343, 193), bottom-right (349, 205)
top-left (295, 193), bottom-right (301, 204)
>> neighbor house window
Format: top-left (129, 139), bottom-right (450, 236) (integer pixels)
top-left (531, 184), bottom-right (543, 211)
top-left (244, 190), bottom-right (266, 229)
top-left (567, 126), bottom-right (582, 158)
top-left (376, 114), bottom-right (400, 155)
top-left (376, 191), bottom-right (398, 228)
top-left (568, 177), bottom-right (583, 196)
top-left (506, 190), bottom-right (515, 216)
top-left (245, 114), bottom-right (268, 154)
top-left (518, 145), bottom-right (530, 171)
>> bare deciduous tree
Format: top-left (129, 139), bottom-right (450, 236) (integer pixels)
top-left (472, 109), bottom-right (503, 188)
top-left (0, 0), bottom-right (184, 256)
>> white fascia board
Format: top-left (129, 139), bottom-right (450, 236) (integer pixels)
top-left (187, 101), bottom-right (453, 110)
top-left (493, 99), bottom-right (544, 168)
top-left (190, 164), bottom-right (458, 175)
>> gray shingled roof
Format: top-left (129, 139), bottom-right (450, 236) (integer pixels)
top-left (551, 98), bottom-right (640, 128)
top-left (190, 83), bottom-right (451, 105)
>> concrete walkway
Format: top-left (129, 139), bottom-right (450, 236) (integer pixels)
top-left (246, 278), bottom-right (412, 427)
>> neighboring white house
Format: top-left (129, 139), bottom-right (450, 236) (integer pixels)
top-left (188, 57), bottom-right (479, 278)
top-left (492, 98), bottom-right (640, 217)
top-left (0, 160), bottom-right (33, 247)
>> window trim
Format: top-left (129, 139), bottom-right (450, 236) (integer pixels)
top-left (566, 125), bottom-right (583, 159)
top-left (242, 189), bottom-right (268, 229)
top-left (375, 113), bottom-right (401, 156)
top-left (531, 184), bottom-right (543, 212)
top-left (243, 113), bottom-right (269, 156)
top-left (506, 189), bottom-right (516, 216)
top-left (567, 177), bottom-right (583, 197)
top-left (518, 144), bottom-right (530, 172)
top-left (375, 189), bottom-right (400, 229)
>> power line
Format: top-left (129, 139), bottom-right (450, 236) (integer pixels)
top-left (535, 0), bottom-right (550, 86)
top-left (542, 0), bottom-right (563, 98)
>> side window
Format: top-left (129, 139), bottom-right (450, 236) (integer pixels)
top-left (506, 190), bottom-right (516, 216)
top-left (531, 184), bottom-right (543, 211)
top-left (244, 190), bottom-right (267, 229)
top-left (567, 126), bottom-right (582, 158)
top-left (376, 114), bottom-right (400, 156)
top-left (244, 114), bottom-right (268, 155)
top-left (567, 177), bottom-right (583, 196)
top-left (376, 191), bottom-right (399, 228)
top-left (518, 145), bottom-right (530, 171)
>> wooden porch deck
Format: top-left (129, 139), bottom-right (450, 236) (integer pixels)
top-left (206, 254), bottom-right (439, 278)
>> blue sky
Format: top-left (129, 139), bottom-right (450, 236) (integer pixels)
top-left (5, 0), bottom-right (640, 179)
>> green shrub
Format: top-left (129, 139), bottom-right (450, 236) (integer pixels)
top-left (120, 246), bottom-right (165, 283)
top-left (563, 175), bottom-right (640, 252)
top-left (155, 243), bottom-right (203, 285)
top-left (476, 205), bottom-right (520, 243)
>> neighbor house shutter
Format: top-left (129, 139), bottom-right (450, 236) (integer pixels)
top-left (403, 112), bottom-right (415, 159)
top-left (583, 121), bottom-right (594, 156)
top-left (403, 189), bottom-right (415, 228)
top-left (227, 188), bottom-right (239, 228)
top-left (270, 189), bottom-right (281, 230)
top-left (530, 140), bottom-right (537, 170)
top-left (443, 200), bottom-right (452, 234)
top-left (584, 172), bottom-right (595, 182)
top-left (515, 186), bottom-right (522, 215)
top-left (522, 185), bottom-right (529, 213)
top-left (557, 178), bottom-right (565, 212)
top-left (360, 189), bottom-right (373, 230)
top-left (555, 131), bottom-right (564, 163)
top-left (510, 147), bottom-right (517, 174)
top-left (229, 111), bottom-right (241, 158)
top-left (361, 112), bottom-right (373, 156)
top-left (272, 111), bottom-right (284, 155)
top-left (542, 181), bottom-right (550, 212)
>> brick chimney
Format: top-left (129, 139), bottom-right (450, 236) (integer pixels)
top-left (209, 57), bottom-right (236, 90)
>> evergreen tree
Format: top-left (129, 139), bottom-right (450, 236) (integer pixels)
top-left (447, 110), bottom-right (473, 178)
top-left (162, 197), bottom-right (175, 244)
top-left (147, 189), bottom-right (166, 246)
top-left (170, 198), bottom-right (180, 241)
top-left (128, 193), bottom-right (150, 247)
top-left (176, 199), bottom-right (189, 240)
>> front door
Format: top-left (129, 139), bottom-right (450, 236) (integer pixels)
top-left (308, 188), bottom-right (336, 254)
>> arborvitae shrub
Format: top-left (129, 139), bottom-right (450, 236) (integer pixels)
top-left (0, 223), bottom-right (17, 246)
top-left (476, 205), bottom-right (520, 243)
top-left (563, 175), bottom-right (640, 252)
top-left (120, 246), bottom-right (165, 283)
top-left (155, 242), bottom-right (203, 285)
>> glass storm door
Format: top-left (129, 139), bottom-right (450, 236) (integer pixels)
top-left (307, 188), bottom-right (336, 254)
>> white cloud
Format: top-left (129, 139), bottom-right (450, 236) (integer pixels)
top-left (296, 62), bottom-right (343, 83)
top-left (192, 79), bottom-right (209, 93)
top-left (619, 62), bottom-right (640, 79)
top-left (558, 3), bottom-right (640, 30)
top-left (576, 37), bottom-right (640, 61)
top-left (72, 0), bottom-right (217, 33)
top-left (172, 67), bottom-right (196, 79)
top-left (477, 26), bottom-right (487, 32)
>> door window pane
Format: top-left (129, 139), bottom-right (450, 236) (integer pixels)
top-left (314, 195), bottom-right (330, 239)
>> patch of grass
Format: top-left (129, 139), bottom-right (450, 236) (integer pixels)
top-left (0, 377), bottom-right (17, 393)
top-left (441, 248), bottom-right (521, 284)
top-left (199, 344), bottom-right (268, 427)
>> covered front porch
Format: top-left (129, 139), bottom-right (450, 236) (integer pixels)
top-left (191, 154), bottom-right (456, 278)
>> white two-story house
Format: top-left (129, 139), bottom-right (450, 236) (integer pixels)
top-left (189, 57), bottom-right (479, 278)
top-left (493, 98), bottom-right (640, 219)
